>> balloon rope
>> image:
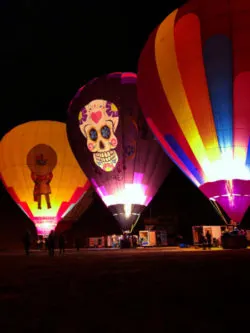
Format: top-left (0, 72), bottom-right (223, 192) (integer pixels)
top-left (130, 215), bottom-right (140, 233)
top-left (210, 200), bottom-right (228, 225)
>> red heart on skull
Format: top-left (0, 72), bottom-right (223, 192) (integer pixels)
top-left (91, 111), bottom-right (102, 124)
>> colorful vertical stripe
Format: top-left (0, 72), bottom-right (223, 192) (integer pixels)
top-left (138, 0), bottom-right (250, 222)
top-left (203, 35), bottom-right (233, 155)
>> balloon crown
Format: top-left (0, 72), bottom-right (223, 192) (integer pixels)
top-left (36, 154), bottom-right (48, 166)
top-left (79, 100), bottom-right (118, 125)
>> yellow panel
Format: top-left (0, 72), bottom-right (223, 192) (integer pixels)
top-left (155, 10), bottom-right (210, 181)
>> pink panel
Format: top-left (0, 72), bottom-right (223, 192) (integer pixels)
top-left (200, 179), bottom-right (250, 222)
top-left (56, 182), bottom-right (90, 220)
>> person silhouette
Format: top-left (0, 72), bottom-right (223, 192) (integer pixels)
top-left (206, 230), bottom-right (212, 249)
top-left (47, 230), bottom-right (55, 256)
top-left (58, 234), bottom-right (65, 255)
top-left (22, 230), bottom-right (31, 255)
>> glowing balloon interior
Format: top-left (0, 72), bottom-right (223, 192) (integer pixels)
top-left (138, 0), bottom-right (250, 223)
top-left (67, 72), bottom-right (172, 231)
top-left (0, 121), bottom-right (91, 235)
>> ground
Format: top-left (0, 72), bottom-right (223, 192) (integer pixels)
top-left (0, 247), bottom-right (249, 333)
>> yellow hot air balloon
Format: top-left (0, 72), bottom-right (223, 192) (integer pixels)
top-left (0, 121), bottom-right (91, 236)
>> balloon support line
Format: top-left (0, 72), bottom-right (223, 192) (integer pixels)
top-left (129, 214), bottom-right (141, 234)
top-left (210, 200), bottom-right (228, 225)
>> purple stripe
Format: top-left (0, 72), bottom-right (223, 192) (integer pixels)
top-left (107, 72), bottom-right (122, 78)
top-left (121, 73), bottom-right (137, 84)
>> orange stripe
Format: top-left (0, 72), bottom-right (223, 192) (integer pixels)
top-left (174, 13), bottom-right (220, 164)
top-left (155, 10), bottom-right (210, 181)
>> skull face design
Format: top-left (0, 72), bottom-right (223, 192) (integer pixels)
top-left (79, 99), bottom-right (119, 172)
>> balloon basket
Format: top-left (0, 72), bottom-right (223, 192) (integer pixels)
top-left (221, 234), bottom-right (248, 249)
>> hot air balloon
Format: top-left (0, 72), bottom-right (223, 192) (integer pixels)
top-left (67, 72), bottom-right (172, 232)
top-left (137, 0), bottom-right (250, 224)
top-left (0, 121), bottom-right (91, 236)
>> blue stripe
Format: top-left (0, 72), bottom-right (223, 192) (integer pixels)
top-left (246, 138), bottom-right (250, 168)
top-left (203, 35), bottom-right (233, 153)
top-left (164, 134), bottom-right (204, 185)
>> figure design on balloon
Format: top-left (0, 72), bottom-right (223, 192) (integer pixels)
top-left (27, 144), bottom-right (57, 210)
top-left (79, 99), bottom-right (119, 172)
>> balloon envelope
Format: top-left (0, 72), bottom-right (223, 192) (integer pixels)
top-left (67, 72), bottom-right (172, 232)
top-left (56, 187), bottom-right (94, 234)
top-left (138, 0), bottom-right (250, 223)
top-left (0, 121), bottom-right (91, 235)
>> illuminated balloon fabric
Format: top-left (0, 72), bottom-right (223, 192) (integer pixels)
top-left (67, 72), bottom-right (172, 231)
top-left (0, 121), bottom-right (91, 236)
top-left (137, 0), bottom-right (250, 223)
top-left (56, 187), bottom-right (94, 233)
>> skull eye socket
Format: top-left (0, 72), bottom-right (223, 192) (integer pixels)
top-left (101, 125), bottom-right (111, 139)
top-left (89, 128), bottom-right (98, 141)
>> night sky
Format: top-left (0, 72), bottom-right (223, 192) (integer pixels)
top-left (2, 0), bottom-right (248, 240)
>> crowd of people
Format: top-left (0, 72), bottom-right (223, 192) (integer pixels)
top-left (198, 227), bottom-right (248, 250)
top-left (22, 229), bottom-right (81, 256)
top-left (22, 226), bottom-right (249, 254)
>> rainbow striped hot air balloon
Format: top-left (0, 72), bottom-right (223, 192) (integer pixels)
top-left (138, 0), bottom-right (250, 223)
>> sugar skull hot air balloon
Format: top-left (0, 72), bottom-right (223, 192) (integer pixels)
top-left (137, 0), bottom-right (250, 224)
top-left (67, 72), bottom-right (172, 232)
top-left (0, 121), bottom-right (91, 236)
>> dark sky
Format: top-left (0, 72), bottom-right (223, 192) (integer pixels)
top-left (1, 0), bottom-right (186, 138)
top-left (1, 0), bottom-right (240, 237)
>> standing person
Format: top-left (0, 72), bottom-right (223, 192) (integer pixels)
top-left (156, 232), bottom-right (161, 246)
top-left (47, 230), bottom-right (55, 256)
top-left (36, 236), bottom-right (43, 250)
top-left (132, 235), bottom-right (137, 248)
top-left (200, 234), bottom-right (207, 250)
top-left (22, 230), bottom-right (31, 255)
top-left (75, 237), bottom-right (81, 252)
top-left (45, 237), bottom-right (48, 251)
top-left (58, 233), bottom-right (65, 255)
top-left (206, 230), bottom-right (212, 249)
